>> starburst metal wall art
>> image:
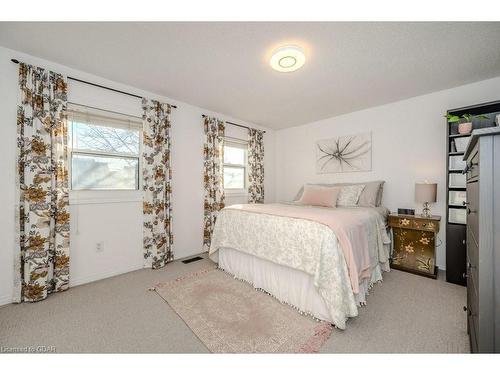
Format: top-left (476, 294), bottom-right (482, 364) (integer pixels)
top-left (316, 132), bottom-right (372, 173)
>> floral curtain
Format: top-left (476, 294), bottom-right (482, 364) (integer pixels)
top-left (142, 99), bottom-right (173, 269)
top-left (14, 62), bottom-right (70, 303)
top-left (203, 116), bottom-right (225, 251)
top-left (248, 128), bottom-right (265, 203)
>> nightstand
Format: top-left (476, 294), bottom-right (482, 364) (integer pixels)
top-left (388, 213), bottom-right (441, 279)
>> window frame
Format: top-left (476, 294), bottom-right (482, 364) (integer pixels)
top-left (67, 106), bottom-right (143, 193)
top-left (223, 137), bottom-right (248, 196)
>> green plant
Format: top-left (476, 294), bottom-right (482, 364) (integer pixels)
top-left (446, 113), bottom-right (489, 123)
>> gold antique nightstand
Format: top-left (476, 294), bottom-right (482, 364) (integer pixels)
top-left (388, 213), bottom-right (441, 278)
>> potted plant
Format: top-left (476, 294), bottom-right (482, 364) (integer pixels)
top-left (446, 113), bottom-right (489, 135)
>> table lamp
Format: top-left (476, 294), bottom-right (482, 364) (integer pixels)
top-left (415, 182), bottom-right (437, 218)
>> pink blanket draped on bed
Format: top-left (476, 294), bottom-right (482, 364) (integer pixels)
top-left (226, 203), bottom-right (374, 294)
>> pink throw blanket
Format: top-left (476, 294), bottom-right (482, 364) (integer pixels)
top-left (226, 204), bottom-right (373, 294)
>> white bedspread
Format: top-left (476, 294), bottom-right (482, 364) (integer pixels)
top-left (209, 203), bottom-right (391, 329)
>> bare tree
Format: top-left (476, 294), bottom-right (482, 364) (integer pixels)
top-left (73, 123), bottom-right (139, 156)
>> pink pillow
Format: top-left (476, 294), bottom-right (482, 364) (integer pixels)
top-left (298, 185), bottom-right (340, 208)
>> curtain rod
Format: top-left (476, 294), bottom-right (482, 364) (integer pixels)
top-left (10, 58), bottom-right (177, 109)
top-left (201, 114), bottom-right (266, 134)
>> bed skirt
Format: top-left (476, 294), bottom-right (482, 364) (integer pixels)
top-left (218, 247), bottom-right (390, 323)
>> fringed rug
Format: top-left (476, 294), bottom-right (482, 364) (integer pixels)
top-left (153, 266), bottom-right (332, 353)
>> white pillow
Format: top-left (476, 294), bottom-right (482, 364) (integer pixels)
top-left (337, 185), bottom-right (365, 207)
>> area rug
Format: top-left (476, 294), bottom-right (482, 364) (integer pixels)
top-left (153, 267), bottom-right (332, 353)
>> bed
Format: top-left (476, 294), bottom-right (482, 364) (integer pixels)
top-left (208, 197), bottom-right (391, 329)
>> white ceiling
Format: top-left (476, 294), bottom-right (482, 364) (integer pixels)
top-left (1, 22), bottom-right (500, 129)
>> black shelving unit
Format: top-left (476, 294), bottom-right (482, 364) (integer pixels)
top-left (445, 100), bottom-right (500, 286)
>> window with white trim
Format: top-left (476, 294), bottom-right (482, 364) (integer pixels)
top-left (223, 139), bottom-right (248, 192)
top-left (68, 105), bottom-right (142, 191)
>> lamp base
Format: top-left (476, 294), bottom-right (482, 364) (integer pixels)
top-left (420, 202), bottom-right (432, 218)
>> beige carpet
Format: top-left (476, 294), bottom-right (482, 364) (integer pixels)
top-left (154, 266), bottom-right (332, 353)
top-left (0, 254), bottom-right (469, 353)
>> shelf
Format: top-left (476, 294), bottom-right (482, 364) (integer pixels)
top-left (449, 169), bottom-right (464, 173)
top-left (449, 204), bottom-right (466, 209)
top-left (448, 152), bottom-right (465, 156)
top-left (448, 221), bottom-right (466, 226)
top-left (449, 187), bottom-right (466, 191)
top-left (449, 134), bottom-right (471, 139)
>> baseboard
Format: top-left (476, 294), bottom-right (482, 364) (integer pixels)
top-left (0, 293), bottom-right (13, 307)
top-left (70, 264), bottom-right (143, 288)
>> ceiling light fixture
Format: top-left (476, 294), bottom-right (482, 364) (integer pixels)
top-left (270, 46), bottom-right (305, 73)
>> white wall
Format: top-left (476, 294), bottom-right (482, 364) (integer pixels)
top-left (0, 46), bottom-right (276, 305)
top-left (274, 76), bottom-right (500, 270)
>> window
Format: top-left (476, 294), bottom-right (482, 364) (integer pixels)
top-left (68, 106), bottom-right (141, 190)
top-left (223, 140), bottom-right (248, 191)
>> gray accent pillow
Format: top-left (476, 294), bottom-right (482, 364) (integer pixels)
top-left (294, 181), bottom-right (385, 207)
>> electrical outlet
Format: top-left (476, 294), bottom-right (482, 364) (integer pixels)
top-left (96, 242), bottom-right (104, 253)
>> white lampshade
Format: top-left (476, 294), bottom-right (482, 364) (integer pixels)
top-left (415, 183), bottom-right (437, 203)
